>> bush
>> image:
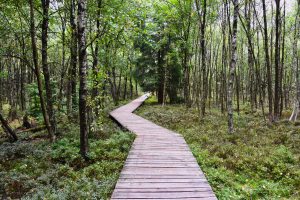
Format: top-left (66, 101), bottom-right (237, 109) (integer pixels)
top-left (0, 122), bottom-right (134, 199)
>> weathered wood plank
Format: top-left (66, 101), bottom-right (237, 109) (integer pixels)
top-left (110, 94), bottom-right (217, 199)
top-left (112, 192), bottom-right (216, 199)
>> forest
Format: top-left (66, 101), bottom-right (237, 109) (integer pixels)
top-left (0, 0), bottom-right (299, 199)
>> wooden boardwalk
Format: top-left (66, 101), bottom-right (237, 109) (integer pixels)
top-left (110, 94), bottom-right (217, 200)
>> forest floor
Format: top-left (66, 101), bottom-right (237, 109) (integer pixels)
top-left (0, 106), bottom-right (134, 199)
top-left (136, 97), bottom-right (300, 200)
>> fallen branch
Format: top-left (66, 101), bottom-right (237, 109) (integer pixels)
top-left (16, 125), bottom-right (46, 134)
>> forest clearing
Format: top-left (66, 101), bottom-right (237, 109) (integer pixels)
top-left (0, 0), bottom-right (300, 199)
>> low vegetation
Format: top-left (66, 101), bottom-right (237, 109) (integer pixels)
top-left (137, 98), bottom-right (300, 200)
top-left (0, 115), bottom-right (134, 199)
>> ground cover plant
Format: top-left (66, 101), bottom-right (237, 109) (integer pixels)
top-left (0, 115), bottom-right (134, 199)
top-left (137, 98), bottom-right (300, 200)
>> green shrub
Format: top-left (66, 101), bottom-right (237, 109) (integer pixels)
top-left (137, 103), bottom-right (300, 200)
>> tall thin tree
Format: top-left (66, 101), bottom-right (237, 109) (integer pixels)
top-left (274, 0), bottom-right (281, 120)
top-left (228, 0), bottom-right (238, 133)
top-left (262, 0), bottom-right (273, 121)
top-left (29, 0), bottom-right (53, 140)
top-left (41, 0), bottom-right (57, 138)
top-left (78, 0), bottom-right (88, 159)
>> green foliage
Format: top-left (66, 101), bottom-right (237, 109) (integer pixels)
top-left (137, 102), bottom-right (300, 200)
top-left (0, 122), bottom-right (134, 199)
top-left (26, 83), bottom-right (43, 119)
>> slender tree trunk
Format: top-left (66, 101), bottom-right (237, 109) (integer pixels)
top-left (70, 0), bottom-right (78, 113)
top-left (228, 0), bottom-right (238, 133)
top-left (157, 49), bottom-right (165, 104)
top-left (200, 0), bottom-right (207, 117)
top-left (280, 1), bottom-right (286, 117)
top-left (58, 11), bottom-right (67, 111)
top-left (91, 0), bottom-right (102, 115)
top-left (135, 79), bottom-right (138, 96)
top-left (123, 75), bottom-right (127, 100)
top-left (78, 0), bottom-right (88, 160)
top-left (262, 0), bottom-right (273, 122)
top-left (41, 0), bottom-right (57, 139)
top-left (274, 0), bottom-right (281, 121)
top-left (130, 65), bottom-right (133, 99)
top-left (289, 1), bottom-right (300, 121)
top-left (29, 0), bottom-right (52, 140)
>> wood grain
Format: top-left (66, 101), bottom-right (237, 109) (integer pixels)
top-left (110, 94), bottom-right (217, 199)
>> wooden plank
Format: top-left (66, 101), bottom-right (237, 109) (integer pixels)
top-left (115, 182), bottom-right (210, 188)
top-left (113, 188), bottom-right (212, 193)
top-left (110, 94), bottom-right (217, 199)
top-left (112, 192), bottom-right (216, 199)
top-left (111, 198), bottom-right (218, 200)
top-left (118, 178), bottom-right (208, 183)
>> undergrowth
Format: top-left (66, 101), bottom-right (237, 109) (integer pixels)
top-left (0, 115), bottom-right (134, 199)
top-left (137, 99), bottom-right (300, 200)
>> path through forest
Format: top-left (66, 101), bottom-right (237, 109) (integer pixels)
top-left (110, 94), bottom-right (217, 199)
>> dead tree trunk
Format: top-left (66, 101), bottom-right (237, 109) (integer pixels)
top-left (0, 113), bottom-right (18, 142)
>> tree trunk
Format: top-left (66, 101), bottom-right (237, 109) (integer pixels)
top-left (29, 0), bottom-right (53, 140)
top-left (262, 0), bottom-right (273, 122)
top-left (78, 0), bottom-right (89, 160)
top-left (91, 0), bottom-right (102, 115)
top-left (0, 112), bottom-right (18, 142)
top-left (41, 0), bottom-right (57, 139)
top-left (130, 65), bottom-right (133, 99)
top-left (228, 0), bottom-right (238, 133)
top-left (70, 0), bottom-right (78, 113)
top-left (123, 75), bottom-right (127, 100)
top-left (274, 0), bottom-right (281, 121)
top-left (200, 0), bottom-right (207, 117)
top-left (58, 10), bottom-right (67, 111)
top-left (289, 1), bottom-right (300, 121)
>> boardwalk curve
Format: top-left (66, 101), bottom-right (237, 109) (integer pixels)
top-left (110, 94), bottom-right (217, 200)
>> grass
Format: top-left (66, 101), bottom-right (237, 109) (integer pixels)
top-left (0, 113), bottom-right (134, 199)
top-left (136, 97), bottom-right (300, 200)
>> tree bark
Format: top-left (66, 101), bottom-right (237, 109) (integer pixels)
top-left (78, 0), bottom-right (89, 160)
top-left (274, 0), bottom-right (281, 121)
top-left (200, 0), bottom-right (207, 117)
top-left (0, 112), bottom-right (18, 142)
top-left (29, 0), bottom-right (53, 140)
top-left (289, 1), bottom-right (300, 121)
top-left (70, 0), bottom-right (78, 113)
top-left (262, 0), bottom-right (273, 122)
top-left (228, 0), bottom-right (238, 133)
top-left (41, 0), bottom-right (57, 139)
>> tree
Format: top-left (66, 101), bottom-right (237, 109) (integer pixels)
top-left (289, 0), bottom-right (300, 121)
top-left (41, 0), bottom-right (57, 138)
top-left (78, 0), bottom-right (89, 159)
top-left (198, 0), bottom-right (207, 117)
top-left (29, 0), bottom-right (53, 141)
top-left (274, 0), bottom-right (281, 121)
top-left (228, 0), bottom-right (239, 133)
top-left (262, 0), bottom-right (273, 122)
top-left (69, 0), bottom-right (78, 114)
